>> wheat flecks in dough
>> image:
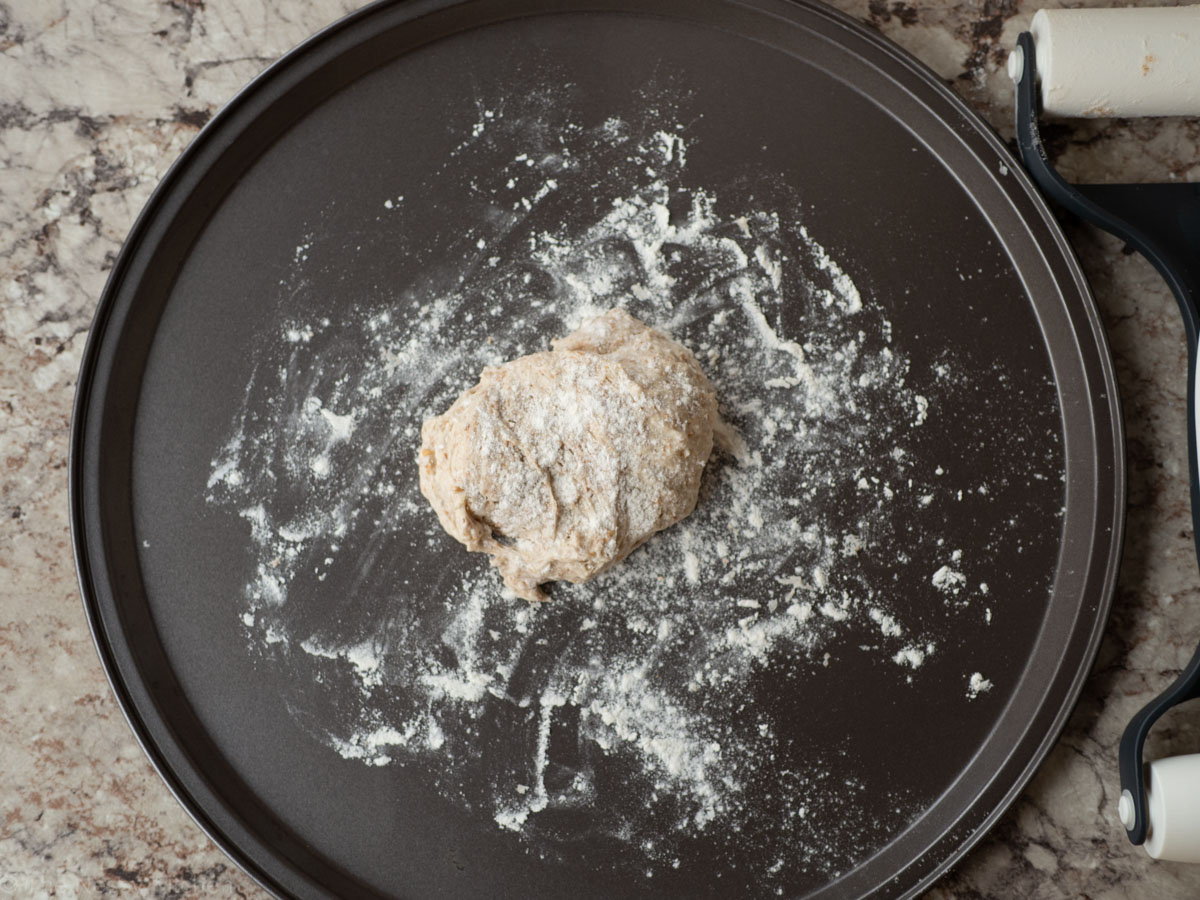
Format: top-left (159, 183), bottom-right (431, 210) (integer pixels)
top-left (418, 308), bottom-right (719, 601)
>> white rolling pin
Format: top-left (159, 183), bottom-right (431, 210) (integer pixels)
top-left (1005, 5), bottom-right (1200, 117)
top-left (1128, 754), bottom-right (1200, 863)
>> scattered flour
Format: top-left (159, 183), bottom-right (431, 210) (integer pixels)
top-left (967, 672), bottom-right (995, 699)
top-left (202, 96), bottom-right (1031, 894)
top-left (932, 564), bottom-right (968, 596)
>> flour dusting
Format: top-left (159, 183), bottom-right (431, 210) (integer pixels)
top-left (204, 92), bottom-right (1054, 894)
top-left (967, 672), bottom-right (995, 699)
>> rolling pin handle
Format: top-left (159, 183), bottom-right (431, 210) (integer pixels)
top-left (1117, 658), bottom-right (1200, 846)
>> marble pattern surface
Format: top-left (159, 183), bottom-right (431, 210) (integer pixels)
top-left (2, 0), bottom-right (1199, 896)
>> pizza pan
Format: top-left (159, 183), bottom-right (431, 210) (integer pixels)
top-left (71, 0), bottom-right (1124, 897)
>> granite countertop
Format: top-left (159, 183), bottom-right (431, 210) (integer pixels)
top-left (3, 1), bottom-right (1199, 897)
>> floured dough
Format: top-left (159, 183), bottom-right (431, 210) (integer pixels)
top-left (419, 308), bottom-right (718, 601)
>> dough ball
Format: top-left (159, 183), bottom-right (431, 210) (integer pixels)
top-left (418, 308), bottom-right (718, 601)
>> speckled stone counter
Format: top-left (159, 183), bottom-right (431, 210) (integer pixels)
top-left (2, 1), bottom-right (1199, 897)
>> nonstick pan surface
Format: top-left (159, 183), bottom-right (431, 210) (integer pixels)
top-left (71, 0), bottom-right (1123, 897)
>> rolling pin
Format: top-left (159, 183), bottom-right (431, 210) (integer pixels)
top-left (1008, 4), bottom-right (1200, 866)
top-left (1008, 6), bottom-right (1200, 117)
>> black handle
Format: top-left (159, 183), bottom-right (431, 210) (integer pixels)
top-left (1012, 30), bottom-right (1200, 847)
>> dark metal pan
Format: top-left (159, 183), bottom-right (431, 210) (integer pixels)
top-left (71, 0), bottom-right (1123, 897)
